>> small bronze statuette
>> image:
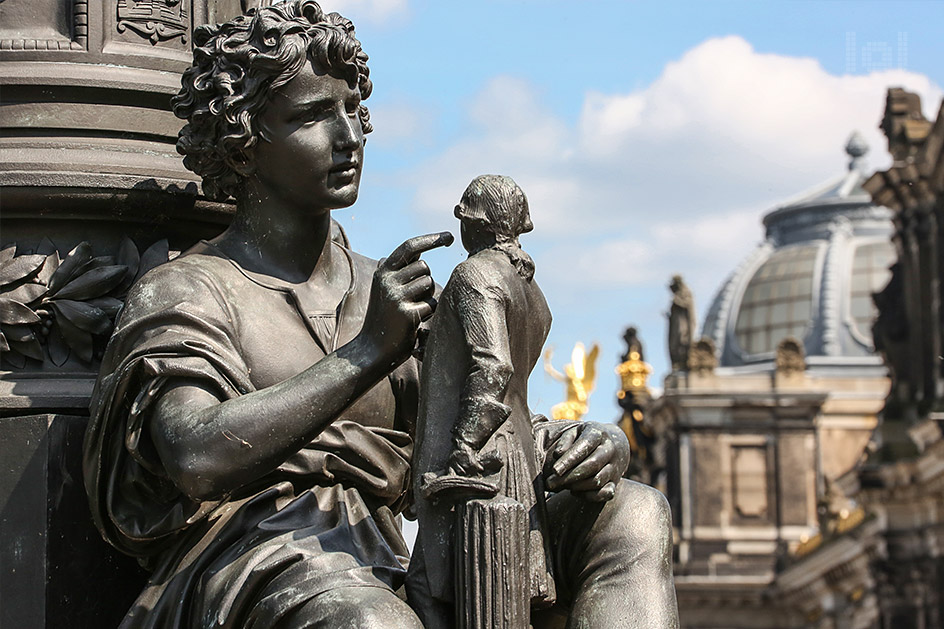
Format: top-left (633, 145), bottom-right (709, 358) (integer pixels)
top-left (408, 177), bottom-right (680, 629)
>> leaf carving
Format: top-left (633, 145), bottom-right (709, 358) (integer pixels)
top-left (36, 238), bottom-right (57, 256)
top-left (0, 331), bottom-right (8, 352)
top-left (134, 239), bottom-right (169, 284)
top-left (37, 251), bottom-right (61, 286)
top-left (48, 242), bottom-right (92, 294)
top-left (0, 244), bottom-right (15, 264)
top-left (0, 254), bottom-right (47, 286)
top-left (3, 324), bottom-right (36, 343)
top-left (116, 237), bottom-right (140, 292)
top-left (56, 313), bottom-right (93, 363)
top-left (53, 265), bottom-right (128, 301)
top-left (51, 299), bottom-right (110, 335)
top-left (87, 296), bottom-right (123, 318)
top-left (47, 322), bottom-right (70, 366)
top-left (0, 297), bottom-right (41, 325)
top-left (76, 256), bottom-right (117, 277)
top-left (3, 283), bottom-right (47, 304)
top-left (3, 346), bottom-right (27, 368)
top-left (10, 337), bottom-right (43, 361)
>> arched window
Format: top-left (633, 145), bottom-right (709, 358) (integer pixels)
top-left (849, 241), bottom-right (895, 342)
top-left (735, 245), bottom-right (819, 355)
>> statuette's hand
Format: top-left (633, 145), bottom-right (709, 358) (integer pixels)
top-left (360, 231), bottom-right (453, 366)
top-left (543, 421), bottom-right (630, 502)
top-left (448, 440), bottom-right (503, 477)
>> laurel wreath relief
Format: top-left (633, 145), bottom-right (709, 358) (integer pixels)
top-left (0, 238), bottom-right (169, 367)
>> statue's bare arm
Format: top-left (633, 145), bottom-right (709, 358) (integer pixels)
top-left (148, 233), bottom-right (452, 502)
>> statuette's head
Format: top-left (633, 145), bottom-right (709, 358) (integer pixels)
top-left (455, 175), bottom-right (535, 280)
top-left (455, 175), bottom-right (533, 239)
top-left (173, 0), bottom-right (372, 203)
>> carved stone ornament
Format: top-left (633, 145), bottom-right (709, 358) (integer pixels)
top-left (0, 238), bottom-right (168, 368)
top-left (0, 0), bottom-right (89, 51)
top-left (117, 0), bottom-right (189, 44)
top-left (775, 336), bottom-right (806, 374)
top-left (687, 337), bottom-right (717, 375)
top-left (668, 274), bottom-right (697, 371)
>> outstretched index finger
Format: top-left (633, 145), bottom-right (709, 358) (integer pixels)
top-left (384, 231), bottom-right (454, 270)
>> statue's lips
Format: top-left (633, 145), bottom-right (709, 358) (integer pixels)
top-left (330, 162), bottom-right (359, 180)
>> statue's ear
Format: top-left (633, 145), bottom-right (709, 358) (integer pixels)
top-left (228, 150), bottom-right (256, 177)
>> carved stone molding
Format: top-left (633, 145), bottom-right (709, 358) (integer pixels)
top-left (0, 0), bottom-right (88, 51)
top-left (820, 217), bottom-right (853, 356)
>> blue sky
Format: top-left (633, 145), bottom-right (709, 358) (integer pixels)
top-left (320, 0), bottom-right (943, 422)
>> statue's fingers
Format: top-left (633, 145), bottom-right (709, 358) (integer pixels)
top-left (552, 426), bottom-right (578, 456)
top-left (401, 274), bottom-right (435, 300)
top-left (544, 426), bottom-right (578, 475)
top-left (565, 461), bottom-right (617, 492)
top-left (409, 300), bottom-right (435, 323)
top-left (575, 480), bottom-right (617, 502)
top-left (383, 232), bottom-right (454, 270)
top-left (551, 427), bottom-right (604, 478)
top-left (557, 440), bottom-right (614, 486)
top-left (392, 259), bottom-right (431, 283)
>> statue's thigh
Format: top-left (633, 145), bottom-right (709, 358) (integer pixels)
top-left (544, 479), bottom-right (673, 597)
top-left (277, 586), bottom-right (423, 629)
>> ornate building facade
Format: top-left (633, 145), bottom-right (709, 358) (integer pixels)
top-left (859, 88), bottom-right (944, 629)
top-left (646, 90), bottom-right (944, 629)
top-left (652, 135), bottom-right (897, 628)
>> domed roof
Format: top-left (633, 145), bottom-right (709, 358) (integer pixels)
top-left (702, 133), bottom-right (894, 372)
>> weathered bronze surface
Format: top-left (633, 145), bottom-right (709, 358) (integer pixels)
top-left (409, 176), bottom-right (679, 628)
top-left (72, 2), bottom-right (680, 626)
top-left (84, 3), bottom-right (449, 626)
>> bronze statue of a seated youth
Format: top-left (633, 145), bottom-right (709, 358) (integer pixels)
top-left (83, 2), bottom-right (678, 627)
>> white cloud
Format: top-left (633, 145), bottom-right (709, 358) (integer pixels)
top-left (405, 36), bottom-right (940, 294)
top-left (385, 35), bottom-right (941, 412)
top-left (367, 102), bottom-right (435, 149)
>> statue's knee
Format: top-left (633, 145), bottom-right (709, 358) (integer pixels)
top-left (293, 587), bottom-right (423, 629)
top-left (610, 480), bottom-right (673, 549)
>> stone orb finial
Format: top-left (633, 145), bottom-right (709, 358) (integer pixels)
top-left (845, 131), bottom-right (869, 171)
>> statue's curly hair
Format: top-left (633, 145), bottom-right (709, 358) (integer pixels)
top-left (172, 0), bottom-right (372, 201)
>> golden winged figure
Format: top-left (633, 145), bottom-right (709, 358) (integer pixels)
top-left (543, 342), bottom-right (600, 420)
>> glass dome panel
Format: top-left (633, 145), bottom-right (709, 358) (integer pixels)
top-left (849, 241), bottom-right (895, 341)
top-left (734, 245), bottom-right (819, 355)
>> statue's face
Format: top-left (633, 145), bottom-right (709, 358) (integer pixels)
top-left (251, 60), bottom-right (364, 212)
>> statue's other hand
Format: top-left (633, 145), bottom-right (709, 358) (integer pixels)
top-left (361, 232), bottom-right (453, 364)
top-left (544, 422), bottom-right (630, 502)
top-left (448, 441), bottom-right (503, 478)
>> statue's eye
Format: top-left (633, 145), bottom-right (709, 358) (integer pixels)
top-left (296, 103), bottom-right (332, 124)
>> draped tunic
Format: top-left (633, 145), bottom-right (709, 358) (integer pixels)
top-left (83, 241), bottom-right (419, 628)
